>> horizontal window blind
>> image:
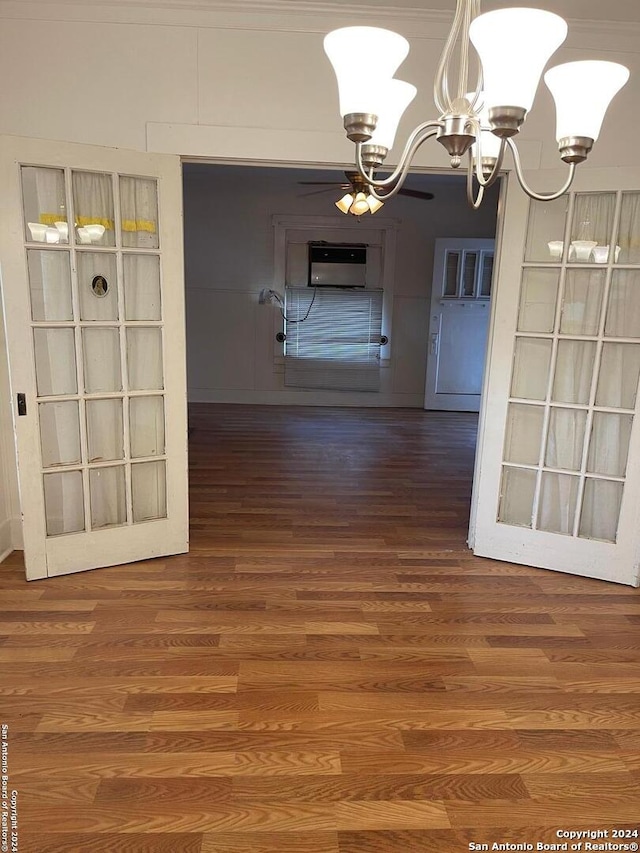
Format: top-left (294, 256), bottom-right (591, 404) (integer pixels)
top-left (284, 287), bottom-right (383, 391)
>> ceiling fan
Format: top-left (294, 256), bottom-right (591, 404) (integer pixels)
top-left (298, 171), bottom-right (434, 216)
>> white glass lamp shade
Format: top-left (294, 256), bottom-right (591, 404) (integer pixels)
top-left (469, 8), bottom-right (567, 113)
top-left (336, 193), bottom-right (354, 214)
top-left (324, 27), bottom-right (410, 117)
top-left (366, 195), bottom-right (384, 214)
top-left (368, 80), bottom-right (417, 150)
top-left (544, 61), bottom-right (630, 142)
top-left (350, 192), bottom-right (371, 215)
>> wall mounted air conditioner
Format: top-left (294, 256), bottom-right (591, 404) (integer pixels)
top-left (308, 241), bottom-right (367, 288)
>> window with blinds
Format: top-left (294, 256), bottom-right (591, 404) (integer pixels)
top-left (284, 287), bottom-right (384, 391)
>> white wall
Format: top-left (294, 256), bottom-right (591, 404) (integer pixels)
top-left (183, 164), bottom-right (498, 406)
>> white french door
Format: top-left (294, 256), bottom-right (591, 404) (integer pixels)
top-left (0, 136), bottom-right (188, 580)
top-left (470, 168), bottom-right (640, 586)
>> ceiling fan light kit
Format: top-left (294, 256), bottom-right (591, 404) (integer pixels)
top-left (324, 1), bottom-right (630, 209)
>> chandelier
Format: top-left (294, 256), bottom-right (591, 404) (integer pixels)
top-left (324, 1), bottom-right (630, 209)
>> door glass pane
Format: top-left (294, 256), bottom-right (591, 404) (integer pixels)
top-left (517, 269), bottom-right (559, 333)
top-left (479, 253), bottom-right (493, 298)
top-left (552, 341), bottom-right (596, 405)
top-left (27, 250), bottom-right (73, 321)
top-left (83, 328), bottom-right (122, 393)
top-left (44, 470), bottom-right (85, 536)
top-left (120, 176), bottom-right (159, 249)
top-left (130, 396), bottom-right (165, 458)
top-left (524, 195), bottom-right (568, 263)
top-left (569, 193), bottom-right (616, 263)
top-left (511, 338), bottom-right (552, 400)
top-left (503, 403), bottom-right (544, 465)
top-left (72, 171), bottom-right (115, 247)
top-left (604, 270), bottom-right (640, 338)
top-left (86, 399), bottom-right (124, 462)
top-left (537, 472), bottom-right (580, 535)
top-left (127, 328), bottom-right (163, 391)
top-left (595, 343), bottom-right (640, 409)
top-left (444, 252), bottom-right (459, 296)
top-left (616, 192), bottom-right (640, 265)
top-left (89, 466), bottom-right (127, 529)
top-left (124, 254), bottom-right (161, 320)
top-left (33, 328), bottom-right (77, 396)
top-left (39, 401), bottom-right (81, 468)
top-left (587, 412), bottom-right (633, 478)
top-left (560, 270), bottom-right (605, 336)
top-left (21, 166), bottom-right (68, 244)
top-left (498, 466), bottom-right (536, 528)
top-left (132, 460), bottom-right (167, 522)
top-left (462, 252), bottom-right (477, 296)
top-left (545, 407), bottom-right (587, 471)
top-left (77, 253), bottom-right (118, 321)
top-left (579, 478), bottom-right (623, 543)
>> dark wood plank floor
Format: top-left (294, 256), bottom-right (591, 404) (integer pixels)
top-left (1, 403), bottom-right (639, 852)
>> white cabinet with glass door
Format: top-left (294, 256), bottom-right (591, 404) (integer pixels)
top-left (0, 137), bottom-right (188, 580)
top-left (471, 169), bottom-right (640, 586)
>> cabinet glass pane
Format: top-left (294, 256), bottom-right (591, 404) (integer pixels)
top-left (444, 252), bottom-right (459, 296)
top-left (44, 470), bottom-right (84, 536)
top-left (83, 328), bottom-right (122, 393)
top-left (579, 478), bottom-right (623, 543)
top-left (120, 176), bottom-right (159, 249)
top-left (560, 270), bottom-right (605, 336)
top-left (130, 396), bottom-right (165, 458)
top-left (89, 466), bottom-right (127, 529)
top-left (511, 338), bottom-right (552, 400)
top-left (587, 412), bottom-right (633, 478)
top-left (518, 269), bottom-right (559, 333)
top-left (604, 270), bottom-right (640, 338)
top-left (86, 399), bottom-right (124, 463)
top-left (27, 250), bottom-right (73, 321)
top-left (124, 254), bottom-right (161, 320)
top-left (524, 195), bottom-right (568, 263)
top-left (616, 192), bottom-right (640, 265)
top-left (77, 252), bottom-right (118, 321)
top-left (595, 343), bottom-right (640, 409)
top-left (132, 460), bottom-right (167, 522)
top-left (569, 193), bottom-right (616, 263)
top-left (537, 472), bottom-right (579, 535)
top-left (33, 328), bottom-right (77, 397)
top-left (498, 466), bottom-right (536, 528)
top-left (21, 166), bottom-right (68, 245)
top-left (127, 328), bottom-right (163, 391)
top-left (545, 407), bottom-right (587, 471)
top-left (552, 341), bottom-right (596, 405)
top-left (39, 401), bottom-right (81, 468)
top-left (503, 403), bottom-right (544, 465)
top-left (72, 171), bottom-right (115, 247)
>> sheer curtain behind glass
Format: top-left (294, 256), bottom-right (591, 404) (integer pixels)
top-left (284, 288), bottom-right (383, 391)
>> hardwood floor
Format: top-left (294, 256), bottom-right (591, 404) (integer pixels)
top-left (1, 403), bottom-right (639, 852)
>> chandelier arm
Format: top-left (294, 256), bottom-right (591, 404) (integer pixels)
top-left (466, 162), bottom-right (485, 210)
top-left (434, 0), bottom-right (468, 113)
top-left (473, 135), bottom-right (507, 188)
top-left (354, 120), bottom-right (444, 191)
top-left (506, 138), bottom-right (577, 201)
top-left (364, 128), bottom-right (443, 202)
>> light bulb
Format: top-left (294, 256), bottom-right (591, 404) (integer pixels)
top-left (469, 8), bottom-right (567, 114)
top-left (324, 27), bottom-right (409, 117)
top-left (544, 60), bottom-right (629, 142)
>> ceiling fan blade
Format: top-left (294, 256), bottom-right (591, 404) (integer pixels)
top-left (299, 186), bottom-right (343, 197)
top-left (398, 188), bottom-right (435, 200)
top-left (298, 181), bottom-right (343, 186)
